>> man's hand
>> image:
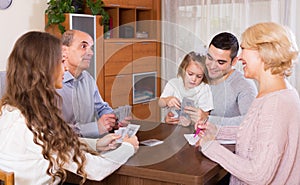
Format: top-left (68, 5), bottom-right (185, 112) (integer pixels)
top-left (184, 106), bottom-right (209, 123)
top-left (118, 116), bottom-right (132, 128)
top-left (97, 113), bottom-right (117, 134)
top-left (179, 116), bottom-right (191, 127)
top-left (96, 133), bottom-right (121, 152)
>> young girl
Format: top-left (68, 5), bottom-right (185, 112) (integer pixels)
top-left (159, 51), bottom-right (213, 126)
top-left (0, 31), bottom-right (139, 185)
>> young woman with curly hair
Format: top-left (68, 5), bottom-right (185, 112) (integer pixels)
top-left (0, 31), bottom-right (139, 185)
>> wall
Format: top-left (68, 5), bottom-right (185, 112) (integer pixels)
top-left (0, 0), bottom-right (48, 70)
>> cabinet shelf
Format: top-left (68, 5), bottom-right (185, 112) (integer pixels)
top-left (103, 1), bottom-right (157, 40)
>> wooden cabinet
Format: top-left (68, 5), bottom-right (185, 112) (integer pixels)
top-left (103, 40), bottom-right (160, 122)
top-left (104, 75), bottom-right (132, 108)
top-left (103, 0), bottom-right (159, 40)
top-left (132, 100), bottom-right (159, 122)
top-left (101, 0), bottom-right (161, 122)
top-left (104, 42), bottom-right (133, 75)
top-left (133, 42), bottom-right (157, 73)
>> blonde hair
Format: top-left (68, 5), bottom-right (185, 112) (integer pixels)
top-left (241, 22), bottom-right (298, 77)
top-left (177, 51), bottom-right (208, 84)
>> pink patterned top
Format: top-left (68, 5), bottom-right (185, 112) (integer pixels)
top-left (202, 88), bottom-right (300, 185)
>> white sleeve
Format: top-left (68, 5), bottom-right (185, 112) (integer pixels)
top-left (160, 80), bottom-right (176, 98)
top-left (79, 137), bottom-right (97, 151)
top-left (64, 142), bottom-right (135, 181)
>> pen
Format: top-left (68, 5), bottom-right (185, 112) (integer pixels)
top-left (193, 117), bottom-right (208, 137)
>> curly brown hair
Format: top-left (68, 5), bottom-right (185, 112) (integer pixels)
top-left (0, 31), bottom-right (91, 184)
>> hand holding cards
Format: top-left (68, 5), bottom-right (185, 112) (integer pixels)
top-left (180, 97), bottom-right (195, 119)
top-left (114, 124), bottom-right (140, 143)
top-left (114, 105), bottom-right (132, 122)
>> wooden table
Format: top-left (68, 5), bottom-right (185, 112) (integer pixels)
top-left (66, 121), bottom-right (234, 185)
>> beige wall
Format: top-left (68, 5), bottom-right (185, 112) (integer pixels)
top-left (0, 0), bottom-right (48, 70)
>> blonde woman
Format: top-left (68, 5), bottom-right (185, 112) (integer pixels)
top-left (195, 22), bottom-right (300, 184)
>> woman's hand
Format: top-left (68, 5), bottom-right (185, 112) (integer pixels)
top-left (194, 121), bottom-right (217, 147)
top-left (96, 133), bottom-right (121, 152)
top-left (123, 135), bottom-right (139, 152)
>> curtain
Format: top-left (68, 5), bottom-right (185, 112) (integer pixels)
top-left (161, 0), bottom-right (300, 93)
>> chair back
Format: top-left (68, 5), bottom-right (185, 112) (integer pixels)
top-left (0, 169), bottom-right (14, 185)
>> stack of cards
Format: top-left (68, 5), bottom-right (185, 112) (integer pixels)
top-left (140, 139), bottom-right (164, 146)
top-left (114, 105), bottom-right (132, 122)
top-left (114, 123), bottom-right (140, 143)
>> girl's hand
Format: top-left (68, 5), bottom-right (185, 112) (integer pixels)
top-left (165, 96), bottom-right (181, 109)
top-left (165, 111), bottom-right (180, 124)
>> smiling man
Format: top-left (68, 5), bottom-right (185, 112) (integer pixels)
top-left (203, 32), bottom-right (258, 126)
top-left (177, 32), bottom-right (258, 128)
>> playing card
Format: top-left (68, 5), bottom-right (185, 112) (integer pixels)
top-left (169, 107), bottom-right (180, 118)
top-left (140, 139), bottom-right (164, 146)
top-left (184, 134), bottom-right (200, 146)
top-left (114, 124), bottom-right (140, 143)
top-left (125, 124), bottom-right (140, 137)
top-left (113, 105), bottom-right (132, 122)
top-left (114, 127), bottom-right (127, 143)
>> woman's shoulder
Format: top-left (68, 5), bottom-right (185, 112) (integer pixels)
top-left (1, 105), bottom-right (20, 114)
top-left (256, 88), bottom-right (299, 112)
top-left (0, 105), bottom-right (25, 128)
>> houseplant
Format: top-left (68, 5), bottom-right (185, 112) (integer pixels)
top-left (85, 0), bottom-right (110, 34)
top-left (86, 0), bottom-right (109, 25)
top-left (45, 0), bottom-right (76, 34)
top-left (45, 0), bottom-right (109, 34)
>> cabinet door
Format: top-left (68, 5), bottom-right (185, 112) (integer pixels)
top-left (104, 42), bottom-right (133, 76)
top-left (104, 74), bottom-right (132, 108)
top-left (133, 42), bottom-right (157, 73)
top-left (132, 100), bottom-right (160, 122)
